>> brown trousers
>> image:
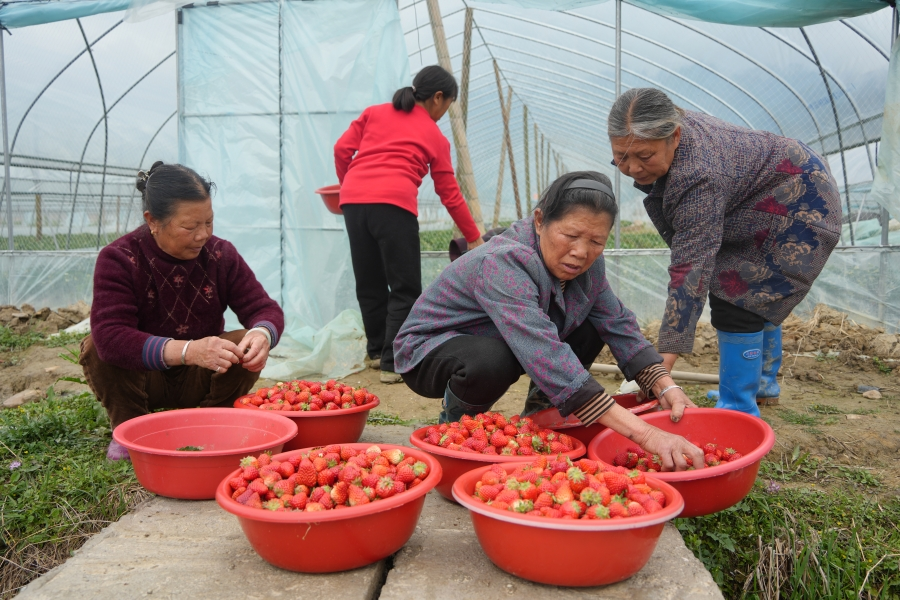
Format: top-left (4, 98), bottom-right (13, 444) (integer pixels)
top-left (80, 330), bottom-right (261, 429)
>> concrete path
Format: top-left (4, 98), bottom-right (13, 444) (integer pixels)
top-left (17, 425), bottom-right (722, 600)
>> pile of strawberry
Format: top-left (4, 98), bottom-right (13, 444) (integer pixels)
top-left (611, 442), bottom-right (742, 470)
top-left (420, 412), bottom-right (576, 456)
top-left (227, 445), bottom-right (429, 512)
top-left (471, 455), bottom-right (668, 519)
top-left (236, 380), bottom-right (377, 412)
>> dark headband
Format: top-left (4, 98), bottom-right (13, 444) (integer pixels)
top-left (565, 179), bottom-right (615, 201)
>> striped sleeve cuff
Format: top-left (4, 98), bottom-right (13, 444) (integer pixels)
top-left (633, 363), bottom-right (669, 399)
top-left (573, 392), bottom-right (616, 426)
top-left (141, 336), bottom-right (172, 371)
top-left (252, 321), bottom-right (280, 348)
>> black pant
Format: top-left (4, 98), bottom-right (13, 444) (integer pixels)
top-left (401, 319), bottom-right (604, 409)
top-left (709, 294), bottom-right (766, 334)
top-left (343, 203), bottom-right (422, 371)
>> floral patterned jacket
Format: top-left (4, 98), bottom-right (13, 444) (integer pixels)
top-left (637, 111), bottom-right (842, 353)
top-left (393, 217), bottom-right (663, 415)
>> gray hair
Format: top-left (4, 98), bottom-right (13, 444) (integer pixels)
top-left (607, 88), bottom-right (683, 141)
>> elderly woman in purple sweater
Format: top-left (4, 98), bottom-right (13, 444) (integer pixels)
top-left (79, 162), bottom-right (284, 460)
top-left (395, 171), bottom-right (704, 470)
top-left (608, 88), bottom-right (841, 417)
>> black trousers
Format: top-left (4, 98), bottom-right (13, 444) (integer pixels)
top-left (709, 294), bottom-right (766, 334)
top-left (343, 203), bottom-right (422, 371)
top-left (401, 319), bottom-right (604, 409)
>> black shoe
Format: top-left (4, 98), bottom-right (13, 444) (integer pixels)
top-left (521, 381), bottom-right (553, 417)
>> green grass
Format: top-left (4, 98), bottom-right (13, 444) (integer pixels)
top-left (418, 226), bottom-right (666, 252)
top-left (776, 408), bottom-right (820, 426)
top-left (365, 411), bottom-right (415, 426)
top-left (0, 232), bottom-right (121, 252)
top-left (0, 389), bottom-right (148, 598)
top-left (0, 327), bottom-right (86, 355)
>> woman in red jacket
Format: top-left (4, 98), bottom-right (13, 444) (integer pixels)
top-left (335, 65), bottom-right (483, 383)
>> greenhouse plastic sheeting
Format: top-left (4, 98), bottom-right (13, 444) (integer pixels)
top-left (0, 252), bottom-right (97, 308)
top-left (870, 38), bottom-right (900, 221)
top-left (179, 0), bottom-right (409, 379)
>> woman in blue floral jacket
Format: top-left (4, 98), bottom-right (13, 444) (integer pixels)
top-left (608, 88), bottom-right (841, 417)
top-left (395, 171), bottom-right (704, 470)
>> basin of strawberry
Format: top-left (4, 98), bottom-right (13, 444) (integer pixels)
top-left (420, 412), bottom-right (577, 456)
top-left (470, 455), bottom-right (669, 519)
top-left (226, 444), bottom-right (428, 512)
top-left (234, 379), bottom-right (377, 412)
top-left (610, 441), bottom-right (742, 470)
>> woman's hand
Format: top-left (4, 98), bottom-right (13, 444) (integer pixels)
top-left (651, 376), bottom-right (697, 423)
top-left (596, 403), bottom-right (704, 472)
top-left (660, 352), bottom-right (678, 372)
top-left (236, 330), bottom-right (271, 372)
top-left (187, 336), bottom-right (242, 373)
top-left (467, 236), bottom-right (485, 249)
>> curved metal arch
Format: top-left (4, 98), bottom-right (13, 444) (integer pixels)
top-left (484, 58), bottom-right (616, 100)
top-left (122, 110), bottom-right (177, 233)
top-left (560, 10), bottom-right (787, 135)
top-left (66, 48), bottom-right (174, 249)
top-left (473, 9), bottom-right (759, 130)
top-left (839, 19), bottom-right (890, 60)
top-left (634, 14), bottom-right (827, 153)
top-left (475, 25), bottom-right (750, 128)
top-left (758, 26), bottom-right (877, 175)
top-left (65, 19), bottom-right (109, 251)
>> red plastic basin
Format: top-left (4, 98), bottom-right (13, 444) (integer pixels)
top-left (113, 408), bottom-right (298, 500)
top-left (233, 397), bottom-right (378, 451)
top-left (587, 408), bottom-right (775, 518)
top-left (452, 462), bottom-right (683, 586)
top-left (315, 184), bottom-right (342, 215)
top-left (408, 426), bottom-right (585, 502)
top-left (216, 443), bottom-right (441, 573)
top-left (533, 393), bottom-right (660, 447)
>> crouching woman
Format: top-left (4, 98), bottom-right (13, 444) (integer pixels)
top-left (79, 162), bottom-right (284, 460)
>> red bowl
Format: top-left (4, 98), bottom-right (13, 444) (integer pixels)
top-left (113, 408), bottom-right (298, 500)
top-left (314, 184), bottom-right (342, 215)
top-left (408, 426), bottom-right (585, 502)
top-left (216, 443), bottom-right (441, 572)
top-left (233, 396), bottom-right (379, 451)
top-left (533, 393), bottom-right (660, 447)
top-left (452, 462), bottom-right (683, 586)
top-left (587, 408), bottom-right (775, 517)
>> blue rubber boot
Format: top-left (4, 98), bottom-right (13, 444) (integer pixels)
top-left (757, 322), bottom-right (782, 407)
top-left (438, 384), bottom-right (487, 424)
top-left (714, 330), bottom-right (763, 418)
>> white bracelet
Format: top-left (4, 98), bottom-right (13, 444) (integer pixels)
top-left (249, 327), bottom-right (272, 347)
top-left (181, 340), bottom-right (192, 366)
top-left (658, 384), bottom-right (682, 400)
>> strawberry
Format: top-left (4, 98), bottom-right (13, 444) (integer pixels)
top-left (534, 492), bottom-right (554, 509)
top-left (290, 492), bottom-right (308, 510)
top-left (585, 504), bottom-right (610, 519)
top-left (339, 463), bottom-right (361, 485)
top-left (560, 500), bottom-right (586, 518)
top-left (257, 453), bottom-right (271, 467)
top-left (627, 469), bottom-right (646, 485)
top-left (330, 481), bottom-right (349, 505)
top-left (296, 458), bottom-right (317, 487)
top-left (650, 490), bottom-right (667, 507)
top-left (553, 482), bottom-right (575, 504)
top-left (626, 501), bottom-right (647, 516)
top-left (382, 449), bottom-right (405, 465)
top-left (641, 498), bottom-right (664, 514)
top-left (396, 464), bottom-right (416, 484)
top-left (278, 462), bottom-right (295, 478)
top-left (228, 476), bottom-right (246, 491)
top-left (375, 477), bottom-right (396, 499)
top-left (263, 499), bottom-right (283, 511)
top-left (566, 466), bottom-right (588, 493)
top-left (576, 459), bottom-right (599, 475)
top-left (602, 472), bottom-right (630, 496)
top-left (608, 501), bottom-right (629, 518)
top-left (703, 443), bottom-right (718, 455)
top-left (704, 453), bottom-right (721, 467)
top-left (510, 499), bottom-right (534, 513)
top-left (392, 479), bottom-right (407, 496)
top-left (272, 480), bottom-right (294, 498)
top-left (489, 430), bottom-right (509, 448)
top-left (305, 502), bottom-right (325, 512)
top-left (495, 489), bottom-right (520, 505)
top-left (477, 484), bottom-right (501, 502)
top-left (348, 485), bottom-right (370, 506)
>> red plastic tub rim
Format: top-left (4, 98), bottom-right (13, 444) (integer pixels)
top-left (408, 426), bottom-right (586, 462)
top-left (452, 462), bottom-right (683, 531)
top-left (233, 396), bottom-right (379, 417)
top-left (314, 184), bottom-right (341, 196)
top-left (216, 443), bottom-right (442, 523)
top-left (113, 408), bottom-right (298, 457)
top-left (587, 408), bottom-right (776, 482)
top-left (535, 393), bottom-right (660, 430)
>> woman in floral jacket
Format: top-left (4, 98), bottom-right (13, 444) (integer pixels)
top-left (395, 171), bottom-right (704, 471)
top-left (608, 88), bottom-right (841, 417)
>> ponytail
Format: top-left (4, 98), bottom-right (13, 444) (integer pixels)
top-left (391, 65), bottom-right (458, 113)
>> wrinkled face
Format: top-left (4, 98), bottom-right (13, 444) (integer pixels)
top-left (534, 206), bottom-right (613, 281)
top-left (610, 129), bottom-right (680, 186)
top-left (144, 198), bottom-right (213, 260)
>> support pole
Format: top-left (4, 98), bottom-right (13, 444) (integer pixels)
top-left (35, 194), bottom-right (42, 241)
top-left (886, 6), bottom-right (899, 247)
top-left (493, 87), bottom-right (512, 228)
top-left (426, 0), bottom-right (485, 234)
top-left (543, 134), bottom-right (550, 188)
top-left (533, 122), bottom-right (541, 198)
top-left (0, 30), bottom-right (12, 250)
top-left (614, 0), bottom-right (622, 250)
top-left (460, 7), bottom-right (473, 131)
top-left (523, 105), bottom-right (531, 213)
top-left (493, 60), bottom-right (522, 219)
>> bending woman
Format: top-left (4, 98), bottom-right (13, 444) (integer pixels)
top-left (335, 65), bottom-right (483, 384)
top-left (80, 162), bottom-right (284, 460)
top-left (607, 88), bottom-right (841, 417)
top-left (394, 172), bottom-right (704, 470)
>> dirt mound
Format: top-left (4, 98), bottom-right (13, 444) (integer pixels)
top-left (0, 301), bottom-right (90, 335)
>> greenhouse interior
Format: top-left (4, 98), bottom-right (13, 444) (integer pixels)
top-left (0, 0), bottom-right (896, 378)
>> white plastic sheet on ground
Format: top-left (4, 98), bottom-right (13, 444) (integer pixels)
top-left (179, 0), bottom-right (409, 379)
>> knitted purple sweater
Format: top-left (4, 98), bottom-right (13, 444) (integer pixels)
top-left (90, 225), bottom-right (284, 371)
